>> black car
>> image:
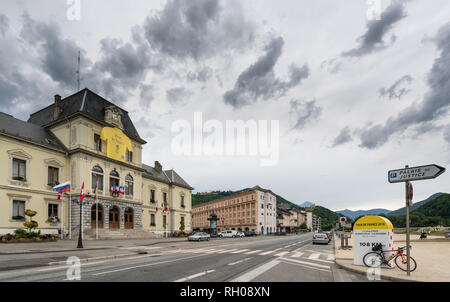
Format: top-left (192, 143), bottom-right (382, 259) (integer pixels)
top-left (244, 231), bottom-right (256, 236)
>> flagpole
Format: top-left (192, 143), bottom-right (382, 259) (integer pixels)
top-left (61, 193), bottom-right (64, 239)
top-left (69, 191), bottom-right (72, 239)
top-left (96, 188), bottom-right (98, 240)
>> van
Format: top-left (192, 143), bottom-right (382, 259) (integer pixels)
top-left (220, 230), bottom-right (237, 238)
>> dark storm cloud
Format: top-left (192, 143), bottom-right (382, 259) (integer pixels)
top-left (0, 14), bottom-right (8, 36)
top-left (343, 2), bottom-right (406, 57)
top-left (289, 99), bottom-right (322, 130)
top-left (166, 87), bottom-right (192, 105)
top-left (379, 75), bottom-right (413, 100)
top-left (223, 36), bottom-right (309, 108)
top-left (332, 126), bottom-right (353, 147)
top-left (359, 22), bottom-right (450, 149)
top-left (143, 0), bottom-right (255, 60)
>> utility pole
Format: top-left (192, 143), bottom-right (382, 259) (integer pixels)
top-left (405, 165), bottom-right (411, 276)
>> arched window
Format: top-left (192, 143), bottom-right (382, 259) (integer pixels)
top-left (125, 174), bottom-right (133, 196)
top-left (91, 165), bottom-right (103, 191)
top-left (109, 169), bottom-right (120, 194)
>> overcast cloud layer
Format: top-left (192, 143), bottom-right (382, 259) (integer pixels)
top-left (0, 0), bottom-right (449, 211)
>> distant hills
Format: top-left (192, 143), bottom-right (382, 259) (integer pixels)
top-left (299, 201), bottom-right (315, 208)
top-left (337, 208), bottom-right (391, 220)
top-left (338, 192), bottom-right (445, 220)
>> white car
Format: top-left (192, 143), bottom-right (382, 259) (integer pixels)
top-left (312, 233), bottom-right (329, 245)
top-left (236, 231), bottom-right (245, 238)
top-left (188, 232), bottom-right (210, 241)
top-left (219, 230), bottom-right (238, 238)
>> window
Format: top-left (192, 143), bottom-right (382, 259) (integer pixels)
top-left (181, 195), bottom-right (185, 208)
top-left (94, 134), bottom-right (102, 151)
top-left (150, 189), bottom-right (155, 203)
top-left (12, 158), bottom-right (26, 180)
top-left (163, 215), bottom-right (167, 227)
top-left (109, 169), bottom-right (120, 194)
top-left (150, 213), bottom-right (155, 226)
top-left (163, 192), bottom-right (167, 203)
top-left (48, 204), bottom-right (59, 219)
top-left (91, 165), bottom-right (104, 191)
top-left (125, 174), bottom-right (133, 196)
top-left (12, 200), bottom-right (25, 219)
top-left (126, 149), bottom-right (133, 162)
top-left (48, 166), bottom-right (59, 186)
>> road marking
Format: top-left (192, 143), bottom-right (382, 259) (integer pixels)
top-left (327, 254), bottom-right (335, 261)
top-left (308, 253), bottom-right (320, 260)
top-left (305, 249), bottom-right (333, 255)
top-left (231, 259), bottom-right (280, 282)
top-left (273, 247), bottom-right (283, 251)
top-left (274, 251), bottom-right (289, 257)
top-left (92, 254), bottom-right (208, 276)
top-left (120, 246), bottom-right (162, 250)
top-left (244, 250), bottom-right (262, 255)
top-left (221, 249), bottom-right (237, 253)
top-left (258, 250), bottom-right (276, 256)
top-left (291, 252), bottom-right (304, 258)
top-left (173, 270), bottom-right (215, 282)
top-left (278, 257), bottom-right (330, 269)
top-left (228, 257), bottom-right (253, 266)
top-left (279, 259), bottom-right (331, 273)
top-left (231, 249), bottom-right (250, 254)
top-left (37, 261), bottom-right (107, 272)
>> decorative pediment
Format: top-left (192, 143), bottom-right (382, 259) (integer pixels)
top-left (44, 158), bottom-right (65, 167)
top-left (7, 149), bottom-right (32, 160)
top-left (104, 106), bottom-right (124, 130)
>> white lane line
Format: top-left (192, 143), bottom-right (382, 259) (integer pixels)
top-left (244, 250), bottom-right (262, 255)
top-left (305, 249), bottom-right (333, 255)
top-left (278, 257), bottom-right (331, 270)
top-left (228, 257), bottom-right (253, 266)
top-left (231, 249), bottom-right (250, 254)
top-left (274, 251), bottom-right (289, 257)
top-left (279, 259), bottom-right (331, 273)
top-left (308, 253), bottom-right (320, 260)
top-left (92, 254), bottom-right (208, 276)
top-left (291, 252), bottom-right (304, 258)
top-left (220, 249), bottom-right (237, 253)
top-left (258, 250), bottom-right (276, 256)
top-left (273, 247), bottom-right (283, 251)
top-left (231, 259), bottom-right (280, 282)
top-left (173, 270), bottom-right (216, 282)
top-left (327, 254), bottom-right (335, 261)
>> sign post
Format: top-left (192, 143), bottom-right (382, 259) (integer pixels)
top-left (388, 164), bottom-right (445, 276)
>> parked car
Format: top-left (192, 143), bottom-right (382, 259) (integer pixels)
top-left (219, 230), bottom-right (238, 238)
top-left (244, 231), bottom-right (256, 237)
top-left (188, 232), bottom-right (210, 241)
top-left (236, 231), bottom-right (245, 238)
top-left (312, 233), bottom-right (329, 245)
top-left (324, 231), bottom-right (332, 241)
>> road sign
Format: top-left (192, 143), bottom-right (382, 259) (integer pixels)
top-left (408, 182), bottom-right (413, 205)
top-left (340, 217), bottom-right (347, 222)
top-left (388, 164), bottom-right (445, 183)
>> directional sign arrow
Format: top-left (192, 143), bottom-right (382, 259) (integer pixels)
top-left (388, 164), bottom-right (446, 183)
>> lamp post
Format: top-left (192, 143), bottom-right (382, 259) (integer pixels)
top-left (77, 198), bottom-right (83, 248)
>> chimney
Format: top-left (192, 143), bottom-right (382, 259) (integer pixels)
top-left (155, 161), bottom-right (162, 172)
top-left (53, 94), bottom-right (61, 120)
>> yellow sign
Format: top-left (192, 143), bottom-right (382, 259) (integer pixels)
top-left (100, 127), bottom-right (133, 162)
top-left (353, 215), bottom-right (394, 230)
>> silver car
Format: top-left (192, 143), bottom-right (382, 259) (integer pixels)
top-left (188, 232), bottom-right (210, 241)
top-left (312, 233), bottom-right (329, 245)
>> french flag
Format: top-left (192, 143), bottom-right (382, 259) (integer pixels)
top-left (53, 181), bottom-right (71, 193)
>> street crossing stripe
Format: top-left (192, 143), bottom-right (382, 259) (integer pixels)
top-left (231, 249), bottom-right (250, 254)
top-left (274, 251), bottom-right (289, 257)
top-left (308, 253), bottom-right (320, 260)
top-left (244, 250), bottom-right (262, 254)
top-left (278, 257), bottom-right (331, 269)
top-left (258, 250), bottom-right (276, 255)
top-left (291, 252), bottom-right (304, 258)
top-left (231, 259), bottom-right (280, 282)
top-left (327, 254), bottom-right (335, 260)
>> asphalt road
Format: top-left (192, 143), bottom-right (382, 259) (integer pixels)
top-left (0, 233), bottom-right (377, 282)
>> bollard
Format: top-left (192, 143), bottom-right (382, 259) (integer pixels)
top-left (345, 236), bottom-right (349, 248)
top-left (341, 234), bottom-right (345, 249)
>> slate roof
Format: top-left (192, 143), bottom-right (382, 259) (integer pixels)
top-left (142, 164), bottom-right (194, 190)
top-left (0, 112), bottom-right (67, 152)
top-left (27, 88), bottom-right (146, 144)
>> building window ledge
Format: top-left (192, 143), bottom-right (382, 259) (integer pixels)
top-left (9, 179), bottom-right (30, 187)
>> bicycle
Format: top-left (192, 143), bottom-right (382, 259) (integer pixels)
top-left (363, 243), bottom-right (417, 272)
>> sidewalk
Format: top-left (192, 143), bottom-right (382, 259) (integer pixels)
top-left (334, 234), bottom-right (450, 282)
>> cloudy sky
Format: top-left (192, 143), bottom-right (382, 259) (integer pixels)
top-left (1, 0), bottom-right (449, 211)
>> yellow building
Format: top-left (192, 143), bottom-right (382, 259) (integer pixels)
top-left (0, 88), bottom-right (193, 238)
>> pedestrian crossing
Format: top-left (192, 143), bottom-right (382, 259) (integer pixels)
top-left (164, 247), bottom-right (335, 262)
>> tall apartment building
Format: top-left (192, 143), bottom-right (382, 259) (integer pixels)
top-left (192, 186), bottom-right (277, 234)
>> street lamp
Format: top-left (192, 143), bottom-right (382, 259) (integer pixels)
top-left (77, 198), bottom-right (83, 248)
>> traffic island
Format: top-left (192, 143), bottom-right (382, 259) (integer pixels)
top-left (333, 234), bottom-right (450, 282)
